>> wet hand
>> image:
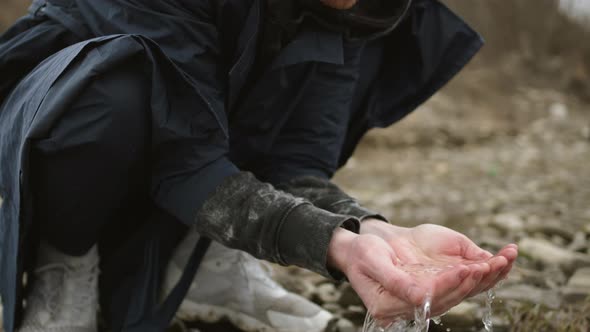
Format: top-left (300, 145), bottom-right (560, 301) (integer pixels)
top-left (319, 0), bottom-right (358, 10)
top-left (359, 220), bottom-right (518, 315)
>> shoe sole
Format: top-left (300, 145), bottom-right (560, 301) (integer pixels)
top-left (164, 264), bottom-right (279, 332)
top-left (176, 299), bottom-right (278, 332)
top-left (165, 264), bottom-right (331, 332)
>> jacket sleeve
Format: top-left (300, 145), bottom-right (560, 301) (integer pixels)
top-left (276, 175), bottom-right (388, 222)
top-left (195, 172), bottom-right (360, 279)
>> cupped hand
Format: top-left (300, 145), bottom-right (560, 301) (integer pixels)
top-left (360, 220), bottom-right (518, 315)
top-left (319, 0), bottom-right (358, 10)
top-left (327, 221), bottom-right (518, 323)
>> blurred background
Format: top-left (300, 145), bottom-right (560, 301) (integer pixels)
top-left (1, 1), bottom-right (589, 331)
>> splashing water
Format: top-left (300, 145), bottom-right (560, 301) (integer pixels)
top-left (361, 264), bottom-right (501, 332)
top-left (482, 288), bottom-right (496, 332)
top-left (362, 296), bottom-right (432, 332)
top-left (361, 263), bottom-right (449, 332)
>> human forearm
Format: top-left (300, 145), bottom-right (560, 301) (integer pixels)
top-left (194, 172), bottom-right (360, 278)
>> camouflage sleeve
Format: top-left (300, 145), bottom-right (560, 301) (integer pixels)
top-left (194, 172), bottom-right (360, 279)
top-left (276, 176), bottom-right (389, 223)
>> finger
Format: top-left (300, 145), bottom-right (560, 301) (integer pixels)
top-left (373, 265), bottom-right (426, 306)
top-left (480, 262), bottom-right (513, 294)
top-left (364, 250), bottom-right (426, 306)
top-left (432, 264), bottom-right (486, 315)
top-left (461, 240), bottom-right (494, 262)
top-left (492, 245), bottom-right (518, 282)
top-left (468, 255), bottom-right (508, 297)
top-left (499, 245), bottom-right (519, 264)
top-left (430, 265), bottom-right (470, 301)
top-left (437, 263), bottom-right (488, 303)
top-left (484, 255), bottom-right (516, 292)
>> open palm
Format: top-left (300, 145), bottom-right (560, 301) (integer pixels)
top-left (340, 220), bottom-right (517, 321)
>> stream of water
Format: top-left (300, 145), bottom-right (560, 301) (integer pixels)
top-left (362, 264), bottom-right (498, 332)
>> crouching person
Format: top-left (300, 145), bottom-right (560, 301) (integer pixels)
top-left (0, 0), bottom-right (518, 331)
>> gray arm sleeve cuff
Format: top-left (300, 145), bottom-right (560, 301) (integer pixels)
top-left (278, 203), bottom-right (359, 279)
top-left (277, 176), bottom-right (388, 223)
top-left (194, 172), bottom-right (359, 279)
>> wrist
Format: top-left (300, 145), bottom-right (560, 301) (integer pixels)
top-left (327, 227), bottom-right (358, 273)
top-left (360, 217), bottom-right (387, 233)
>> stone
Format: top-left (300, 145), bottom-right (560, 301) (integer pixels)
top-left (568, 231), bottom-right (588, 252)
top-left (316, 283), bottom-right (340, 304)
top-left (322, 303), bottom-right (343, 314)
top-left (561, 268), bottom-right (590, 302)
top-left (548, 102), bottom-right (568, 119)
top-left (518, 238), bottom-right (590, 270)
top-left (495, 284), bottom-right (562, 309)
top-left (168, 318), bottom-right (188, 332)
top-left (341, 305), bottom-right (366, 325)
top-left (491, 214), bottom-right (525, 233)
top-left (525, 222), bottom-right (575, 241)
top-left (442, 301), bottom-right (479, 327)
top-left (337, 284), bottom-right (363, 307)
top-left (335, 318), bottom-right (356, 332)
top-left (479, 235), bottom-right (510, 251)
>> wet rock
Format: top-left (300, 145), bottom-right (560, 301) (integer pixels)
top-left (316, 283), bottom-right (340, 304)
top-left (322, 303), bottom-right (343, 315)
top-left (548, 102), bottom-right (569, 119)
top-left (337, 284), bottom-right (363, 307)
top-left (550, 234), bottom-right (567, 246)
top-left (518, 238), bottom-right (590, 270)
top-left (495, 284), bottom-right (562, 309)
top-left (442, 301), bottom-right (479, 327)
top-left (491, 214), bottom-right (525, 233)
top-left (335, 318), bottom-right (356, 332)
top-left (561, 267), bottom-right (590, 302)
top-left (479, 235), bottom-right (511, 251)
top-left (567, 231), bottom-right (588, 252)
top-left (489, 316), bottom-right (511, 332)
top-left (168, 319), bottom-right (188, 332)
top-left (341, 305), bottom-right (366, 326)
top-left (543, 266), bottom-right (568, 290)
top-left (525, 222), bottom-right (575, 241)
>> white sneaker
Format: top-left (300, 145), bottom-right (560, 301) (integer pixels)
top-left (164, 232), bottom-right (333, 332)
top-left (18, 242), bottom-right (99, 332)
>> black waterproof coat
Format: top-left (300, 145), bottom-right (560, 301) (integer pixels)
top-left (0, 0), bottom-right (483, 331)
